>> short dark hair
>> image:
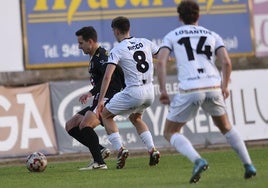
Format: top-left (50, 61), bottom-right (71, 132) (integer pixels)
top-left (177, 0), bottom-right (199, 24)
top-left (111, 16), bottom-right (130, 34)
top-left (75, 26), bottom-right (98, 42)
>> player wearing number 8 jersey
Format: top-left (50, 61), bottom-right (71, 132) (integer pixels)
top-left (96, 16), bottom-right (160, 169)
top-left (156, 0), bottom-right (256, 183)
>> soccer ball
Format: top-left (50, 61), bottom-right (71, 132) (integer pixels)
top-left (26, 152), bottom-right (47, 172)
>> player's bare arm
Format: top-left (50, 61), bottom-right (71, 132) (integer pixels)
top-left (96, 64), bottom-right (116, 117)
top-left (156, 47), bottom-right (171, 105)
top-left (216, 47), bottom-right (232, 99)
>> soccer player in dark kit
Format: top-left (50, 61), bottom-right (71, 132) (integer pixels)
top-left (65, 26), bottom-right (125, 170)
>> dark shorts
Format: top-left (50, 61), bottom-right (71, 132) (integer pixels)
top-left (77, 95), bottom-right (100, 116)
top-left (76, 92), bottom-right (116, 125)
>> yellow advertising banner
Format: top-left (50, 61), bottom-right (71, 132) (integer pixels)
top-left (21, 0), bottom-right (253, 69)
top-left (0, 83), bottom-right (58, 158)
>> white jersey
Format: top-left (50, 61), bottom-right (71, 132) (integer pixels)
top-left (161, 25), bottom-right (225, 90)
top-left (108, 37), bottom-right (159, 87)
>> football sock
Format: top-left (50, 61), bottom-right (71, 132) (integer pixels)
top-left (68, 126), bottom-right (84, 144)
top-left (225, 127), bottom-right (252, 164)
top-left (139, 131), bottom-right (155, 152)
top-left (80, 127), bottom-right (105, 164)
top-left (170, 133), bottom-right (201, 163)
top-left (99, 144), bottom-right (104, 150)
top-left (108, 132), bottom-right (123, 151)
top-left (68, 127), bottom-right (104, 151)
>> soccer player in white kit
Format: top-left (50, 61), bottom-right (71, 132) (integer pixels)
top-left (156, 0), bottom-right (256, 184)
top-left (96, 16), bottom-right (160, 169)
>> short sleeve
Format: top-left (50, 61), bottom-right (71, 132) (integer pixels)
top-left (150, 40), bottom-right (160, 55)
top-left (160, 31), bottom-right (173, 51)
top-left (213, 32), bottom-right (225, 49)
top-left (108, 47), bottom-right (120, 65)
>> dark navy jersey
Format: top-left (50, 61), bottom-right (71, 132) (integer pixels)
top-left (78, 46), bottom-right (125, 116)
top-left (88, 46), bottom-right (125, 99)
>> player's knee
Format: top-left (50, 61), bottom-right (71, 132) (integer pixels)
top-left (65, 114), bottom-right (82, 132)
top-left (79, 119), bottom-right (100, 130)
top-left (129, 113), bottom-right (141, 124)
top-left (101, 108), bottom-right (115, 119)
top-left (163, 123), bottom-right (179, 142)
top-left (128, 114), bottom-right (135, 124)
top-left (163, 129), bottom-right (170, 141)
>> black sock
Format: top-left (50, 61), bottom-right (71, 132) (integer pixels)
top-left (68, 127), bottom-right (85, 145)
top-left (80, 127), bottom-right (105, 164)
top-left (68, 127), bottom-right (105, 150)
top-left (99, 144), bottom-right (104, 150)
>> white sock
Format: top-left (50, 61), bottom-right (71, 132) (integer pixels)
top-left (170, 133), bottom-right (201, 163)
top-left (225, 127), bottom-right (252, 165)
top-left (108, 132), bottom-right (123, 151)
top-left (139, 131), bottom-right (155, 152)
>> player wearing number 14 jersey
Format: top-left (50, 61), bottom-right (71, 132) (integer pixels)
top-left (156, 0), bottom-right (256, 184)
top-left (96, 16), bottom-right (160, 169)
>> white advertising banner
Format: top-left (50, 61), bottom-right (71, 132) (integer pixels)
top-left (226, 69), bottom-right (268, 140)
top-left (0, 0), bottom-right (23, 72)
top-left (253, 0), bottom-right (268, 57)
top-left (50, 70), bottom-right (268, 154)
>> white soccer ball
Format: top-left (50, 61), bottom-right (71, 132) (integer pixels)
top-left (26, 152), bottom-right (47, 172)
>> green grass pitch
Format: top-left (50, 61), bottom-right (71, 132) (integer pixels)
top-left (0, 147), bottom-right (267, 188)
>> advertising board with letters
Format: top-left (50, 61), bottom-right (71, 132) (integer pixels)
top-left (49, 70), bottom-right (268, 154)
top-left (0, 70), bottom-right (268, 157)
top-left (0, 83), bottom-right (58, 158)
top-left (253, 0), bottom-right (268, 57)
top-left (21, 0), bottom-right (253, 69)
